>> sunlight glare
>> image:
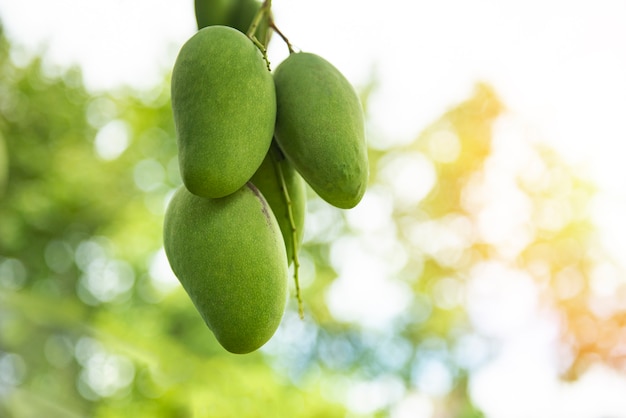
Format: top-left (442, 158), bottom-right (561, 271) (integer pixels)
top-left (378, 152), bottom-right (436, 209)
top-left (94, 119), bottom-right (130, 160)
top-left (327, 237), bottom-right (412, 329)
top-left (148, 248), bottom-right (179, 295)
top-left (390, 391), bottom-right (434, 418)
top-left (466, 261), bottom-right (538, 338)
top-left (427, 129), bottom-right (461, 163)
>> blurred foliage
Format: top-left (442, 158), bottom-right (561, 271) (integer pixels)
top-left (0, 24), bottom-right (344, 417)
top-left (1, 2), bottom-right (625, 416)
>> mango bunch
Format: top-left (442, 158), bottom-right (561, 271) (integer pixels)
top-left (164, 12), bottom-right (368, 354)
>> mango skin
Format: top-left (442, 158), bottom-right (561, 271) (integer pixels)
top-left (228, 0), bottom-right (272, 46)
top-left (250, 143), bottom-right (306, 263)
top-left (195, 0), bottom-right (270, 45)
top-left (163, 184), bottom-right (288, 354)
top-left (171, 26), bottom-right (276, 198)
top-left (273, 52), bottom-right (368, 209)
top-left (194, 0), bottom-right (232, 30)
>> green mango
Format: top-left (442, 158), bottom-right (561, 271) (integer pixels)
top-left (163, 184), bottom-right (288, 354)
top-left (194, 0), bottom-right (270, 46)
top-left (171, 26), bottom-right (276, 199)
top-left (194, 0), bottom-right (233, 30)
top-left (273, 52), bottom-right (368, 209)
top-left (250, 142), bottom-right (306, 263)
top-left (228, 0), bottom-right (271, 46)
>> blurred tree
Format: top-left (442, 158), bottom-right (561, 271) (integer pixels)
top-left (0, 24), bottom-right (345, 417)
top-left (268, 82), bottom-right (623, 416)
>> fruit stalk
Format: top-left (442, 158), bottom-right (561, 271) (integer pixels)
top-left (269, 20), bottom-right (294, 54)
top-left (271, 146), bottom-right (304, 319)
top-left (246, 0), bottom-right (271, 38)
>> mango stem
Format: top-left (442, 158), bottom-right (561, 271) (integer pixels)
top-left (247, 0), bottom-right (272, 70)
top-left (247, 0), bottom-right (271, 38)
top-left (270, 145), bottom-right (303, 319)
top-left (269, 20), bottom-right (295, 54)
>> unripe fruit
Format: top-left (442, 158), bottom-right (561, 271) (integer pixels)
top-left (194, 0), bottom-right (233, 30)
top-left (273, 52), bottom-right (368, 209)
top-left (163, 184), bottom-right (288, 354)
top-left (229, 0), bottom-right (270, 44)
top-left (171, 26), bottom-right (276, 198)
top-left (250, 143), bottom-right (306, 263)
top-left (195, 0), bottom-right (270, 45)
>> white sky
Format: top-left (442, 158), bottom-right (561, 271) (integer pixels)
top-left (0, 0), bottom-right (624, 173)
top-left (1, 1), bottom-right (626, 416)
top-left (1, 0), bottom-right (624, 189)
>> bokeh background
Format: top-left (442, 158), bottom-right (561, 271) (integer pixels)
top-left (1, 0), bottom-right (626, 417)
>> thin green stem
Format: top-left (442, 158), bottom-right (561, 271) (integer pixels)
top-left (247, 0), bottom-right (271, 38)
top-left (247, 0), bottom-right (272, 69)
top-left (269, 20), bottom-right (295, 54)
top-left (270, 146), bottom-right (303, 319)
top-left (251, 36), bottom-right (270, 70)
